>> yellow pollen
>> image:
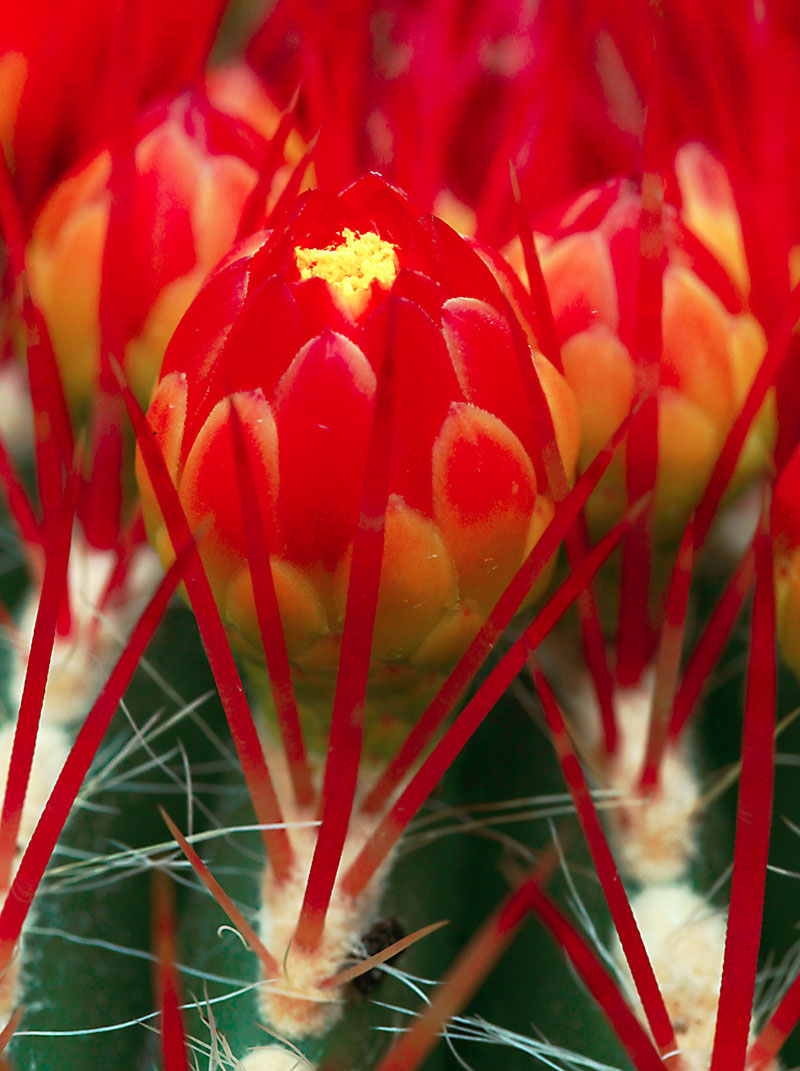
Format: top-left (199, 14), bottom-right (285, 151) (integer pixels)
top-left (294, 228), bottom-right (399, 317)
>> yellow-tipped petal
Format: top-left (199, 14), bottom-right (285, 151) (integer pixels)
top-left (225, 557), bottom-right (329, 661)
top-left (662, 266), bottom-right (734, 429)
top-left (433, 404), bottom-right (538, 613)
top-left (179, 392), bottom-right (279, 589)
top-left (409, 602), bottom-right (485, 671)
top-left (26, 166), bottom-right (111, 412)
top-left (332, 496), bottom-right (459, 662)
top-left (675, 142), bottom-right (749, 295)
top-left (540, 231), bottom-right (619, 334)
top-left (533, 350), bottom-right (582, 480)
top-left (561, 328), bottom-right (635, 469)
top-left (655, 391), bottom-right (718, 536)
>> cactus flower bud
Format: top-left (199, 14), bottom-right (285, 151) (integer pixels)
top-left (25, 75), bottom-right (301, 415)
top-left (1, 1), bottom-right (229, 214)
top-left (505, 176), bottom-right (775, 538)
top-left (773, 449), bottom-right (800, 679)
top-left (137, 176), bottom-right (579, 748)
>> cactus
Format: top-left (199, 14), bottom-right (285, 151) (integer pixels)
top-left (0, 2), bottom-right (800, 1071)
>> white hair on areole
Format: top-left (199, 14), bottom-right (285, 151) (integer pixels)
top-left (238, 1045), bottom-right (315, 1071)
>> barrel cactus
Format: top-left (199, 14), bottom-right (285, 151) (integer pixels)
top-left (0, 3), bottom-right (799, 1071)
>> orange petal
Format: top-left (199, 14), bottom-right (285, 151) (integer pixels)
top-left (194, 155), bottom-right (257, 269)
top-left (524, 496), bottom-right (558, 605)
top-left (727, 313), bottom-right (767, 402)
top-left (540, 231), bottom-right (619, 340)
top-left (661, 266), bottom-right (734, 429)
top-left (126, 271), bottom-right (207, 406)
top-left (0, 51), bottom-right (26, 151)
top-left (409, 602), bottom-right (485, 671)
top-left (26, 188), bottom-right (110, 411)
top-left (533, 351), bottom-right (581, 482)
top-left (225, 557), bottom-right (329, 662)
top-left (655, 390), bottom-right (719, 536)
top-left (560, 327), bottom-right (635, 469)
top-left (332, 496), bottom-right (459, 662)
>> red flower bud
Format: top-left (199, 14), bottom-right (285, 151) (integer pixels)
top-left (25, 74), bottom-right (301, 413)
top-left (137, 177), bottom-right (580, 739)
top-left (506, 173), bottom-right (775, 538)
top-left (1, 0), bottom-right (225, 214)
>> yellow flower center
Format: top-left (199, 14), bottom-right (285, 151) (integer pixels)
top-left (294, 228), bottom-right (399, 318)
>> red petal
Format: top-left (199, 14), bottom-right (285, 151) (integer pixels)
top-left (425, 215), bottom-right (505, 305)
top-left (541, 231), bottom-right (619, 342)
top-left (341, 173), bottom-right (423, 250)
top-left (548, 178), bottom-right (629, 238)
top-left (441, 296), bottom-right (539, 455)
top-left (292, 276), bottom-right (353, 339)
top-left (285, 188), bottom-right (354, 249)
top-left (361, 297), bottom-right (462, 512)
top-left (432, 402), bottom-right (537, 610)
top-left (129, 121), bottom-right (200, 325)
top-left (160, 258), bottom-right (250, 455)
top-left (210, 274), bottom-right (301, 401)
top-left (390, 268), bottom-right (446, 321)
top-left (179, 391), bottom-right (279, 589)
top-left (138, 372), bottom-right (188, 509)
top-left (774, 447), bottom-right (800, 554)
top-left (273, 331), bottom-right (376, 569)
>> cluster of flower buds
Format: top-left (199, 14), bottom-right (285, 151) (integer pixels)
top-left (503, 166), bottom-right (774, 540)
top-left (137, 175), bottom-right (580, 747)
